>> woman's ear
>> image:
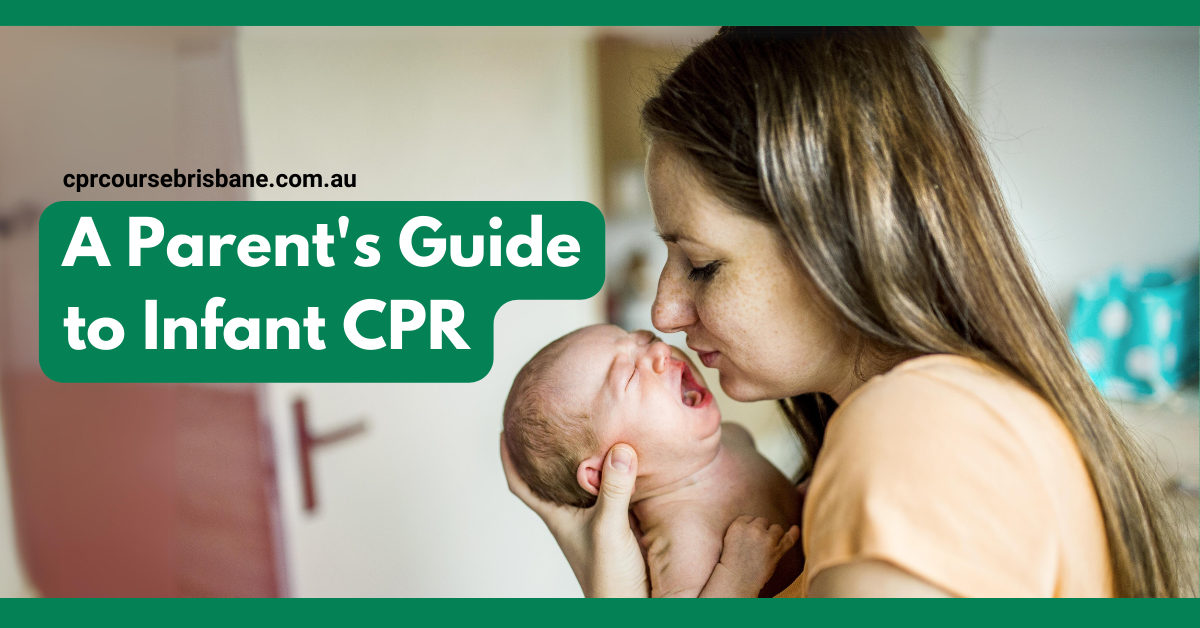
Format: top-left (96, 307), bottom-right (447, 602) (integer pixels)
top-left (576, 455), bottom-right (604, 496)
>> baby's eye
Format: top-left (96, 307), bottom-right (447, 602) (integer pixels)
top-left (625, 365), bottom-right (637, 391)
top-left (634, 330), bottom-right (658, 346)
top-left (687, 260), bottom-right (721, 282)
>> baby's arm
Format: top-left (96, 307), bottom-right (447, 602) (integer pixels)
top-left (700, 516), bottom-right (800, 598)
top-left (646, 517), bottom-right (798, 597)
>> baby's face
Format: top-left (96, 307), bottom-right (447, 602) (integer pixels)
top-left (552, 325), bottom-right (723, 479)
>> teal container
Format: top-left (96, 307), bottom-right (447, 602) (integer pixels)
top-left (1068, 268), bottom-right (1199, 400)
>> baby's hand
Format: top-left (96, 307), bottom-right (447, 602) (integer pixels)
top-left (711, 516), bottom-right (799, 597)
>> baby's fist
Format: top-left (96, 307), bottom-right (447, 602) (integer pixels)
top-left (716, 516), bottom-right (799, 596)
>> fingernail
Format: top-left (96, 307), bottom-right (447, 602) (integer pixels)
top-left (610, 446), bottom-right (632, 470)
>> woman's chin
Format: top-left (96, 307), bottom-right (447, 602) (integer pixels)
top-left (717, 371), bottom-right (775, 403)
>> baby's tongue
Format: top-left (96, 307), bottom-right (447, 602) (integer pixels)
top-left (680, 365), bottom-right (707, 407)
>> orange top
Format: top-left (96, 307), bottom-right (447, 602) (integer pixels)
top-left (778, 354), bottom-right (1112, 597)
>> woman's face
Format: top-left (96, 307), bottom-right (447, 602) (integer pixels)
top-left (646, 142), bottom-right (857, 403)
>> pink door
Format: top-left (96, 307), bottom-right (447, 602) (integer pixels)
top-left (0, 207), bottom-right (285, 598)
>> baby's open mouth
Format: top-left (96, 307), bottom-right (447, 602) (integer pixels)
top-left (679, 361), bottom-right (713, 409)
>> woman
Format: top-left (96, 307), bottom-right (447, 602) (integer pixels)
top-left (501, 26), bottom-right (1191, 597)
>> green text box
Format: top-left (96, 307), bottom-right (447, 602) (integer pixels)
top-left (39, 201), bottom-right (604, 382)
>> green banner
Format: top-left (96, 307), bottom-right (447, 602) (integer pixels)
top-left (39, 201), bottom-right (604, 382)
top-left (2, 1), bottom-right (1198, 26)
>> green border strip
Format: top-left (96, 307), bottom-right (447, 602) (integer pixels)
top-left (3, 0), bottom-right (1199, 25)
top-left (1, 597), bottom-right (1197, 621)
top-left (0, 597), bottom-right (1195, 619)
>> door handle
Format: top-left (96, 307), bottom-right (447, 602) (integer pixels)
top-left (292, 398), bottom-right (367, 514)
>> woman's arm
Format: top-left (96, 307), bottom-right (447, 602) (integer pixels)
top-left (500, 433), bottom-right (649, 597)
top-left (715, 515), bottom-right (949, 597)
top-left (808, 561), bottom-right (951, 597)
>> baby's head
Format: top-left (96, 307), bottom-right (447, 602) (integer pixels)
top-left (503, 324), bottom-right (722, 507)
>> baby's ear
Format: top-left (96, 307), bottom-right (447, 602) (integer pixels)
top-left (576, 455), bottom-right (604, 496)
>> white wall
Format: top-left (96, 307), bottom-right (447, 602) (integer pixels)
top-left (969, 27), bottom-right (1199, 311)
top-left (237, 26), bottom-right (602, 596)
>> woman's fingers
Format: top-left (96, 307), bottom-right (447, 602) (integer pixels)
top-left (589, 443), bottom-right (649, 597)
top-left (593, 444), bottom-right (638, 528)
top-left (501, 435), bottom-right (648, 597)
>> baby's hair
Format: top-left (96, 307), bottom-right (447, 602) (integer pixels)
top-left (503, 330), bottom-right (599, 508)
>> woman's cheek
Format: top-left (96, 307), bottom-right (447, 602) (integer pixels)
top-left (700, 296), bottom-right (768, 400)
top-left (726, 276), bottom-right (803, 398)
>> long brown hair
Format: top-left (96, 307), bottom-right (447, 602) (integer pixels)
top-left (642, 26), bottom-right (1192, 597)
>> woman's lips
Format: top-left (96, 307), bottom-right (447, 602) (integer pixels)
top-left (697, 350), bottom-right (720, 368)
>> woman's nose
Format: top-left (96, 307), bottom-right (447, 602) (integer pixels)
top-left (651, 267), bottom-right (697, 334)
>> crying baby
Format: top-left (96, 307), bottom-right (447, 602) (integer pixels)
top-left (503, 324), bottom-right (802, 597)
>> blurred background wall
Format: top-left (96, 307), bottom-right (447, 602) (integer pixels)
top-left (0, 25), bottom-right (1195, 597)
top-left (236, 26), bottom-right (602, 596)
top-left (966, 26), bottom-right (1198, 312)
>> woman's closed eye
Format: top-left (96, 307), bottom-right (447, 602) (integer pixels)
top-left (688, 260), bottom-right (722, 282)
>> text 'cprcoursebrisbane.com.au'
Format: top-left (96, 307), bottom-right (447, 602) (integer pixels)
top-left (63, 169), bottom-right (357, 192)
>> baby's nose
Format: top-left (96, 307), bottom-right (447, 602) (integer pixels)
top-left (642, 341), bottom-right (673, 373)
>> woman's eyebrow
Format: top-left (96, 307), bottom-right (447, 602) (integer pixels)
top-left (657, 231), bottom-right (712, 249)
top-left (656, 229), bottom-right (707, 246)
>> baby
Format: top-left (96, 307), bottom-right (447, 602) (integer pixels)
top-left (504, 324), bottom-right (802, 597)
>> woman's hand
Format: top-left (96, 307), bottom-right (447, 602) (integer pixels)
top-left (500, 433), bottom-right (649, 597)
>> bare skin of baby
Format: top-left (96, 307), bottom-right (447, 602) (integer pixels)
top-left (541, 325), bottom-right (802, 597)
top-left (632, 423), bottom-right (802, 597)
